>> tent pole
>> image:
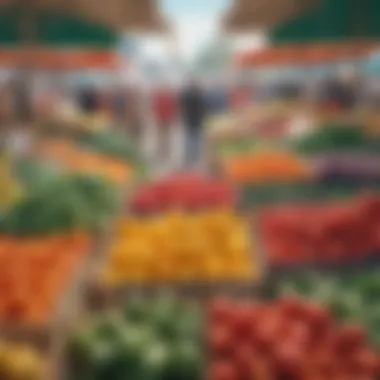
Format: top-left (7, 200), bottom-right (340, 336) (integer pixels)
top-left (17, 0), bottom-right (38, 147)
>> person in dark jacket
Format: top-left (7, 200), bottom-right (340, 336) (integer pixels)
top-left (77, 86), bottom-right (99, 113)
top-left (180, 79), bottom-right (206, 166)
top-left (205, 81), bottom-right (228, 116)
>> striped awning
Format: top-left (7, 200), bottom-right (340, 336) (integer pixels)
top-left (222, 0), bottom-right (320, 31)
top-left (0, 0), bottom-right (168, 32)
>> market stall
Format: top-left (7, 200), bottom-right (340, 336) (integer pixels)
top-left (3, 2), bottom-right (380, 380)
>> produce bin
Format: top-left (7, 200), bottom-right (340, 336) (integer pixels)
top-left (0, 233), bottom-right (100, 380)
top-left (86, 213), bottom-right (263, 312)
top-left (128, 173), bottom-right (239, 216)
top-left (261, 269), bottom-right (380, 349)
top-left (66, 294), bottom-right (205, 380)
top-left (240, 181), bottom-right (380, 210)
top-left (206, 293), bottom-right (380, 379)
top-left (250, 194), bottom-right (380, 275)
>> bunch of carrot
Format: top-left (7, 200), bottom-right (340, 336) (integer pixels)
top-left (0, 232), bottom-right (91, 325)
top-left (221, 150), bottom-right (310, 184)
top-left (38, 139), bottom-right (133, 184)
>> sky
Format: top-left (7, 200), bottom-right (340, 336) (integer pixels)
top-left (138, 0), bottom-right (231, 62)
top-left (138, 0), bottom-right (266, 64)
top-left (162, 0), bottom-right (230, 60)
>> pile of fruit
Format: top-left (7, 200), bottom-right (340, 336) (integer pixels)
top-left (37, 139), bottom-right (133, 184)
top-left (102, 210), bottom-right (255, 285)
top-left (258, 194), bottom-right (380, 266)
top-left (221, 150), bottom-right (310, 184)
top-left (275, 270), bottom-right (380, 346)
top-left (0, 233), bottom-right (90, 324)
top-left (131, 173), bottom-right (235, 213)
top-left (68, 295), bottom-right (202, 380)
top-left (208, 297), bottom-right (380, 380)
top-left (2, 164), bottom-right (120, 235)
top-left (0, 341), bottom-right (44, 380)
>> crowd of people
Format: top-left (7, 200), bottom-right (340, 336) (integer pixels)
top-left (74, 79), bottom-right (254, 167)
top-left (0, 69), bottom-right (370, 168)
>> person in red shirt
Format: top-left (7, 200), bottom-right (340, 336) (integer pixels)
top-left (230, 84), bottom-right (252, 110)
top-left (151, 84), bottom-right (178, 162)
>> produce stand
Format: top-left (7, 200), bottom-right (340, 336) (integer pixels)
top-left (0, 124), bottom-right (140, 380)
top-left (6, 92), bottom-right (380, 380)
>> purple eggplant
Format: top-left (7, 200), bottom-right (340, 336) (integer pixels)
top-left (311, 154), bottom-right (380, 183)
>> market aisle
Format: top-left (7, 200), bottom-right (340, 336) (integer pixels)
top-left (141, 120), bottom-right (184, 176)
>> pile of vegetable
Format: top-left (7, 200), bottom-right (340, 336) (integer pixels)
top-left (0, 233), bottom-right (90, 324)
top-left (38, 139), bottom-right (133, 184)
top-left (131, 173), bottom-right (235, 213)
top-left (0, 341), bottom-right (44, 380)
top-left (208, 297), bottom-right (380, 380)
top-left (0, 154), bottom-right (22, 209)
top-left (68, 295), bottom-right (202, 380)
top-left (258, 193), bottom-right (380, 266)
top-left (102, 210), bottom-right (255, 285)
top-left (221, 150), bottom-right (310, 184)
top-left (1, 162), bottom-right (120, 235)
top-left (275, 271), bottom-right (380, 347)
top-left (293, 123), bottom-right (380, 154)
top-left (79, 129), bottom-right (144, 165)
top-left (240, 182), bottom-right (380, 209)
top-left (312, 153), bottom-right (380, 184)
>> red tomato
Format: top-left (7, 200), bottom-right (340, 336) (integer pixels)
top-left (208, 298), bottom-right (235, 325)
top-left (350, 348), bottom-right (378, 376)
top-left (273, 339), bottom-right (305, 378)
top-left (333, 324), bottom-right (367, 354)
top-left (231, 303), bottom-right (259, 338)
top-left (208, 325), bottom-right (234, 356)
top-left (277, 296), bottom-right (305, 320)
top-left (208, 360), bottom-right (238, 380)
top-left (233, 343), bottom-right (254, 373)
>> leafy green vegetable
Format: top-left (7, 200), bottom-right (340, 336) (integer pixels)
top-left (293, 123), bottom-right (380, 154)
top-left (80, 130), bottom-right (144, 165)
top-left (1, 162), bottom-right (120, 235)
top-left (69, 295), bottom-right (202, 380)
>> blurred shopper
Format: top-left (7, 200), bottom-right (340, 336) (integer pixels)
top-left (77, 86), bottom-right (99, 113)
top-left (125, 85), bottom-right (145, 145)
top-left (10, 75), bottom-right (33, 123)
top-left (0, 84), bottom-right (14, 128)
top-left (180, 79), bottom-right (206, 166)
top-left (205, 81), bottom-right (228, 116)
top-left (230, 83), bottom-right (251, 110)
top-left (152, 84), bottom-right (178, 162)
top-left (112, 85), bottom-right (127, 124)
top-left (319, 69), bottom-right (361, 111)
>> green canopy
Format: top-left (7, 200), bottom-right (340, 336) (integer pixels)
top-left (270, 0), bottom-right (379, 44)
top-left (0, 6), bottom-right (118, 48)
